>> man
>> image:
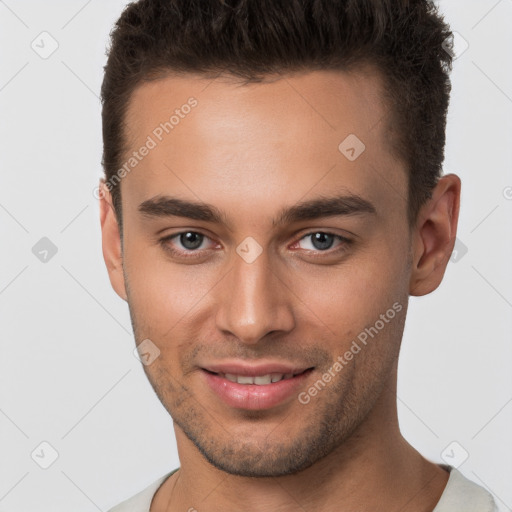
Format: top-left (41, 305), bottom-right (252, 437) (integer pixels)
top-left (99, 0), bottom-right (497, 510)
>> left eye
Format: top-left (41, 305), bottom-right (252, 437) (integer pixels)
top-left (296, 232), bottom-right (346, 251)
top-left (169, 232), bottom-right (212, 251)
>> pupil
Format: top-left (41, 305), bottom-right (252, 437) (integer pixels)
top-left (312, 232), bottom-right (334, 250)
top-left (180, 232), bottom-right (203, 250)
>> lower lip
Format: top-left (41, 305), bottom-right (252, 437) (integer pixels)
top-left (202, 369), bottom-right (313, 410)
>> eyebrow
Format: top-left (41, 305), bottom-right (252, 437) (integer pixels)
top-left (138, 193), bottom-right (376, 227)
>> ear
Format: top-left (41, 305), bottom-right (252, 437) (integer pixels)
top-left (409, 174), bottom-right (461, 296)
top-left (99, 180), bottom-right (127, 301)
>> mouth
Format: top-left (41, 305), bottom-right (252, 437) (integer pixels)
top-left (201, 367), bottom-right (314, 410)
top-left (202, 368), bottom-right (312, 385)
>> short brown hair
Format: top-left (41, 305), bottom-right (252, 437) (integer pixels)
top-left (101, 0), bottom-right (454, 230)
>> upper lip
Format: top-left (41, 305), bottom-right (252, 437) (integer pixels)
top-left (202, 361), bottom-right (313, 377)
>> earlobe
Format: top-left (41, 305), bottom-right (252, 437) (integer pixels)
top-left (409, 174), bottom-right (461, 296)
top-left (99, 180), bottom-right (128, 301)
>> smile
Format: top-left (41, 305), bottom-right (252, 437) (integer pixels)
top-left (202, 368), bottom-right (314, 410)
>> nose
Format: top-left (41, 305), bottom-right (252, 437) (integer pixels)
top-left (215, 247), bottom-right (295, 344)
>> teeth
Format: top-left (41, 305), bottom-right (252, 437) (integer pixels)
top-left (237, 375), bottom-right (255, 385)
top-left (222, 373), bottom-right (296, 385)
top-left (254, 375), bottom-right (272, 385)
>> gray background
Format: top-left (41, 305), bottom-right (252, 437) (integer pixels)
top-left (0, 1), bottom-right (511, 510)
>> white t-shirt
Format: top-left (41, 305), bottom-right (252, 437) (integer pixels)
top-left (107, 464), bottom-right (498, 512)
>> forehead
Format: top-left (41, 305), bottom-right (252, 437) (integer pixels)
top-left (121, 67), bottom-right (406, 221)
top-left (125, 66), bottom-right (388, 144)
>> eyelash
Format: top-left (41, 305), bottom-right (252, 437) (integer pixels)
top-left (159, 231), bottom-right (352, 260)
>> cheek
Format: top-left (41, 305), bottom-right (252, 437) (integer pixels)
top-left (124, 244), bottom-right (220, 331)
top-left (288, 249), bottom-right (407, 334)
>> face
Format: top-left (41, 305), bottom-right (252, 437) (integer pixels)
top-left (102, 67), bottom-right (416, 477)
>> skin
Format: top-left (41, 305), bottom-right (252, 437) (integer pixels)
top-left (100, 66), bottom-right (460, 511)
